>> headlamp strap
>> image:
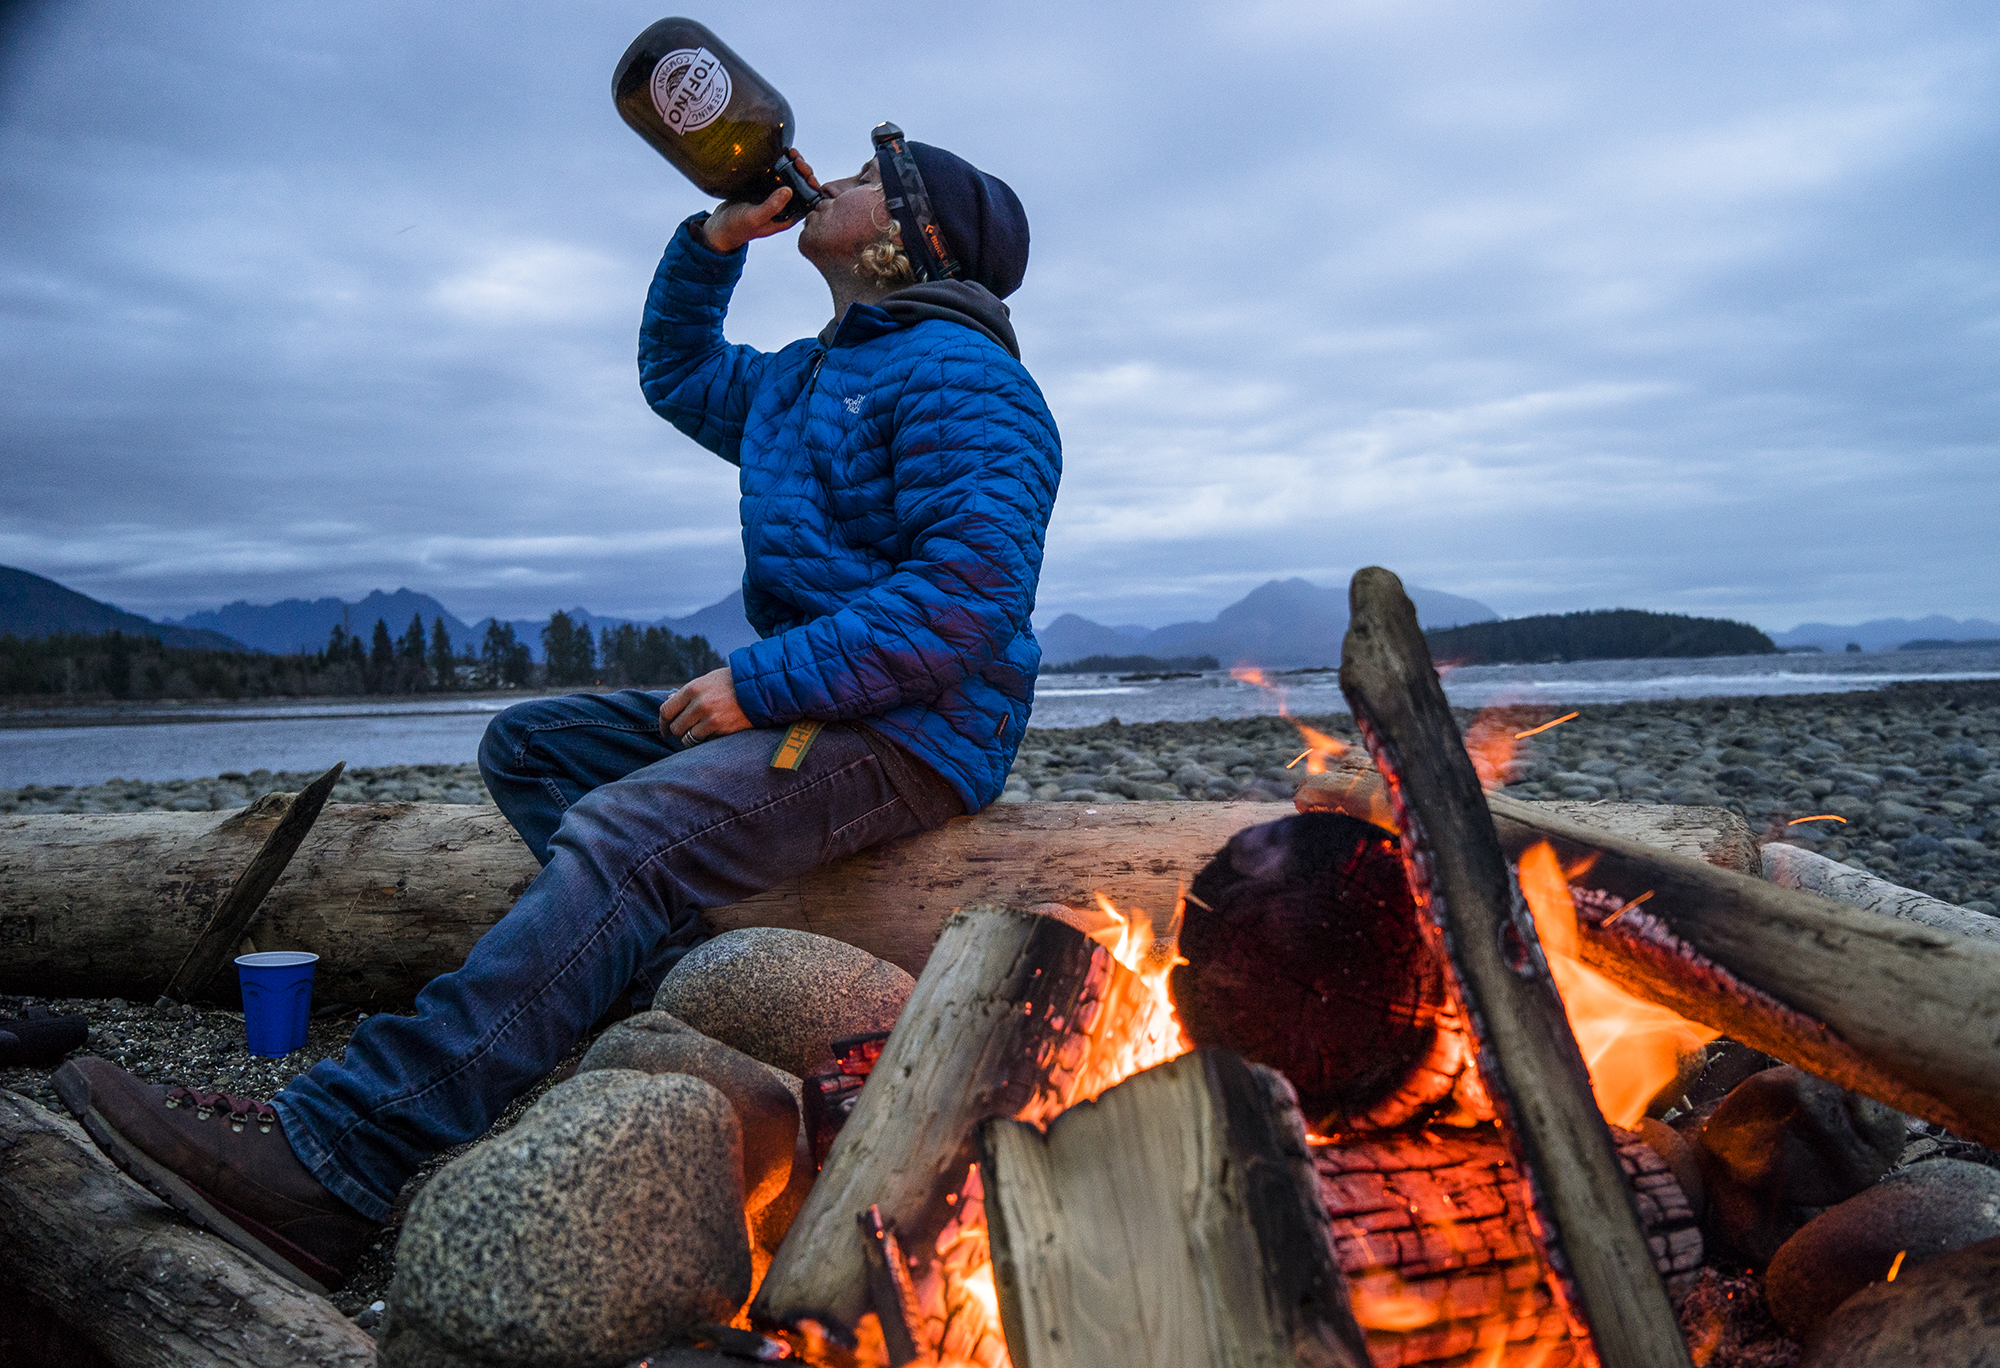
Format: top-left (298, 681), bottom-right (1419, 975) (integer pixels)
top-left (871, 122), bottom-right (961, 283)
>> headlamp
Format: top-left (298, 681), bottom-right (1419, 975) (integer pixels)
top-left (871, 122), bottom-right (960, 284)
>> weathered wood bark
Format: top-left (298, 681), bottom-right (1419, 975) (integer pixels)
top-left (4, 799), bottom-right (1764, 1005)
top-left (980, 1049), bottom-right (1369, 1368)
top-left (1319, 1125), bottom-right (1700, 1368)
top-left (0, 1089), bottom-right (377, 1368)
top-left (1341, 565), bottom-right (1693, 1368)
top-left (752, 904), bottom-right (1179, 1355)
top-left (1761, 841), bottom-right (2000, 943)
top-left (1299, 768), bottom-right (2000, 1152)
top-left (161, 761), bottom-right (343, 1003)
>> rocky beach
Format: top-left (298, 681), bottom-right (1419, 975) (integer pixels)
top-left (4, 677), bottom-right (1998, 1358)
top-left (6, 678), bottom-right (1995, 911)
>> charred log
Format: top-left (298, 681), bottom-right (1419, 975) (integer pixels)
top-left (751, 904), bottom-right (1179, 1355)
top-left (1172, 811), bottom-right (1456, 1133)
top-left (1340, 565), bottom-right (1693, 1368)
top-left (1319, 1124), bottom-right (1701, 1368)
top-left (980, 1049), bottom-right (1369, 1368)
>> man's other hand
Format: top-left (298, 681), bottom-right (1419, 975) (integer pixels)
top-left (701, 149), bottom-right (822, 253)
top-left (659, 667), bottom-right (753, 745)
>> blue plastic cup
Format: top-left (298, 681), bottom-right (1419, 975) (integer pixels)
top-left (235, 951), bottom-right (319, 1056)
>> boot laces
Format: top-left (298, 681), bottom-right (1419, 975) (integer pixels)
top-left (165, 1086), bottom-right (278, 1133)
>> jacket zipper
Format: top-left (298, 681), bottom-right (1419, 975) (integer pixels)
top-left (807, 349), bottom-right (827, 398)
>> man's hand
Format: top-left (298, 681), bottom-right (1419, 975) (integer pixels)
top-left (660, 666), bottom-right (754, 745)
top-left (701, 149), bottom-right (822, 254)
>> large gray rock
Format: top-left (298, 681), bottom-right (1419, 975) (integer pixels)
top-left (653, 927), bottom-right (914, 1078)
top-left (1767, 1161), bottom-right (2000, 1342)
top-left (578, 1010), bottom-right (799, 1211)
top-left (1804, 1234), bottom-right (2000, 1366)
top-left (1697, 1066), bottom-right (1905, 1266)
top-left (381, 1070), bottom-right (751, 1368)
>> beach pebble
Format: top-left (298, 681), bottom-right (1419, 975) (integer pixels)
top-left (382, 1069), bottom-right (750, 1368)
top-left (578, 1011), bottom-right (800, 1211)
top-left (1802, 1234), bottom-right (2000, 1366)
top-left (1765, 1160), bottom-right (2000, 1342)
top-left (652, 927), bottom-right (914, 1079)
top-left (1698, 1066), bottom-right (1905, 1265)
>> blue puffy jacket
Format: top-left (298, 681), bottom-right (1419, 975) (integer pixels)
top-left (639, 217), bottom-right (1061, 812)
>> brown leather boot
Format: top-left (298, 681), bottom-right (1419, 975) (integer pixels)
top-left (53, 1056), bottom-right (378, 1293)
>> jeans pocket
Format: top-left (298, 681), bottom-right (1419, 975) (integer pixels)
top-left (821, 797), bottom-right (916, 865)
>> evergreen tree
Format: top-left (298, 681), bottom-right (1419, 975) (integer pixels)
top-left (541, 611), bottom-right (598, 686)
top-left (429, 617), bottom-right (455, 690)
top-left (480, 620), bottom-right (533, 689)
top-left (369, 619), bottom-right (395, 692)
top-left (398, 614), bottom-right (428, 692)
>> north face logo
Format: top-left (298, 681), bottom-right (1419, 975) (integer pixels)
top-left (842, 395), bottom-right (863, 415)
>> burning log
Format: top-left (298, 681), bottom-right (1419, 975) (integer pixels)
top-left (1340, 566), bottom-right (1693, 1368)
top-left (1295, 763), bottom-right (2000, 1152)
top-left (751, 903), bottom-right (1182, 1355)
top-left (978, 1049), bottom-right (1370, 1368)
top-left (0, 1089), bottom-right (376, 1368)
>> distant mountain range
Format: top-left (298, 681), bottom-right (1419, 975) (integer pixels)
top-left (0, 565), bottom-right (245, 650)
top-left (174, 589), bottom-right (761, 663)
top-left (1036, 578), bottom-right (1498, 669)
top-left (1770, 615), bottom-right (2000, 654)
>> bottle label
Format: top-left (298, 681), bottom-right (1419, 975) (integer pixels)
top-left (650, 47), bottom-right (732, 136)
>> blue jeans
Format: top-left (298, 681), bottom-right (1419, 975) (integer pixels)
top-left (274, 690), bottom-right (946, 1222)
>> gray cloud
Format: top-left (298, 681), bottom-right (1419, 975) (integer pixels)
top-left (2, 0), bottom-right (1995, 631)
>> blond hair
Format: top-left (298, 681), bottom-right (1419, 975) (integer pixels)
top-left (857, 231), bottom-right (916, 290)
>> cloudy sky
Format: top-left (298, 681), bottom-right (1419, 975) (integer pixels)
top-left (2, 1), bottom-right (1995, 633)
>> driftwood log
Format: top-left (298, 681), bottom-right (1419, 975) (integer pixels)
top-left (6, 798), bottom-right (1759, 1006)
top-left (1761, 841), bottom-right (2000, 943)
top-left (1341, 565), bottom-right (1693, 1368)
top-left (0, 801), bottom-right (1269, 1003)
top-left (1297, 766), bottom-right (2000, 1152)
top-left (752, 903), bottom-right (1181, 1357)
top-left (160, 761), bottom-right (343, 1003)
top-left (979, 1049), bottom-right (1369, 1368)
top-left (1321, 1124), bottom-right (1700, 1368)
top-left (0, 1089), bottom-right (377, 1368)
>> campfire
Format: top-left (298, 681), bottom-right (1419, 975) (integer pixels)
top-left (11, 567), bottom-right (2000, 1368)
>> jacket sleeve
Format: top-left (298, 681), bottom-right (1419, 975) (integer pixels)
top-left (637, 215), bottom-right (771, 465)
top-left (728, 340), bottom-right (1061, 725)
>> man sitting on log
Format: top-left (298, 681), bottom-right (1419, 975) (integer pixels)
top-left (56, 126), bottom-right (1059, 1292)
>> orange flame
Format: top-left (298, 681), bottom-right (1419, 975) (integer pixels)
top-left (1462, 709), bottom-right (1522, 791)
top-left (1083, 893), bottom-right (1192, 1085)
top-left (1230, 666), bottom-right (1349, 773)
top-left (1516, 841), bottom-right (1719, 1127)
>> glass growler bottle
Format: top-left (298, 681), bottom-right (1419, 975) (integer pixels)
top-left (613, 18), bottom-right (822, 221)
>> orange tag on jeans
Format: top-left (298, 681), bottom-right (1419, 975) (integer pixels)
top-left (770, 720), bottom-right (823, 771)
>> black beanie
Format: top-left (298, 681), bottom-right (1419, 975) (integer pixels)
top-left (877, 140), bottom-right (1030, 299)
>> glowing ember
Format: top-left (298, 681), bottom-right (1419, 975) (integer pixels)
top-left (1787, 814), bottom-right (1848, 825)
top-left (1230, 665), bottom-right (1349, 773)
top-left (1512, 711), bottom-right (1579, 740)
top-left (1516, 841), bottom-right (1719, 1127)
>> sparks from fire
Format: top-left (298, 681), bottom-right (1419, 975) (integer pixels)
top-left (1787, 814), bottom-right (1849, 825)
top-left (1512, 711), bottom-right (1579, 740)
top-left (1229, 666), bottom-right (1349, 773)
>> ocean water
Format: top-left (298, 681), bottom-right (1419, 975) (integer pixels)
top-left (4, 647), bottom-right (1997, 789)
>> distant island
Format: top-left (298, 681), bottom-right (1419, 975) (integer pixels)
top-left (1044, 653), bottom-right (1219, 675)
top-left (1425, 609), bottom-right (1776, 665)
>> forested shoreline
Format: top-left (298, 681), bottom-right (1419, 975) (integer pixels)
top-left (1425, 608), bottom-right (1777, 665)
top-left (0, 610), bottom-right (722, 701)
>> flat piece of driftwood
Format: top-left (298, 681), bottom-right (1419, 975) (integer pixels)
top-left (1340, 566), bottom-right (1691, 1368)
top-left (753, 904), bottom-right (1178, 1349)
top-left (980, 1049), bottom-right (1368, 1368)
top-left (1320, 1124), bottom-right (1700, 1368)
top-left (1298, 766), bottom-right (2000, 1152)
top-left (160, 761), bottom-right (344, 1003)
top-left (0, 1089), bottom-right (376, 1368)
top-left (0, 800), bottom-right (1270, 1002)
